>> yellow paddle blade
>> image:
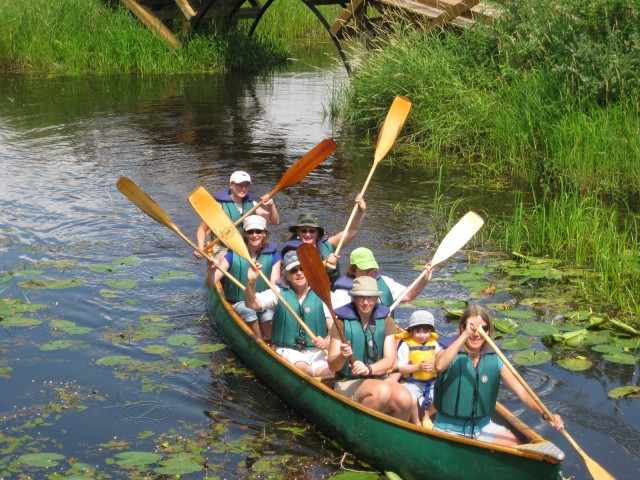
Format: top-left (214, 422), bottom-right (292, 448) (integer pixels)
top-left (116, 177), bottom-right (176, 230)
top-left (373, 95), bottom-right (412, 163)
top-left (431, 212), bottom-right (484, 267)
top-left (188, 186), bottom-right (252, 263)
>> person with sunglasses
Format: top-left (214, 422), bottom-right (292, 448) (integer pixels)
top-left (194, 170), bottom-right (279, 260)
top-left (327, 276), bottom-right (413, 421)
top-left (281, 195), bottom-right (366, 283)
top-left (433, 304), bottom-right (564, 446)
top-left (206, 215), bottom-right (281, 340)
top-left (244, 251), bottom-right (333, 377)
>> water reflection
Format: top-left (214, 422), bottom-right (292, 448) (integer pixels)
top-left (0, 69), bottom-right (638, 479)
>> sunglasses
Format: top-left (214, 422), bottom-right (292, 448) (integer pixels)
top-left (287, 266), bottom-right (303, 275)
top-left (365, 338), bottom-right (378, 362)
top-left (298, 228), bottom-right (317, 234)
top-left (245, 229), bottom-right (264, 235)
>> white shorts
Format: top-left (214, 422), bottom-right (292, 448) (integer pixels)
top-left (276, 347), bottom-right (328, 376)
top-left (433, 419), bottom-right (509, 443)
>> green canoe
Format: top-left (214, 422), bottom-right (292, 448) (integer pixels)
top-left (206, 284), bottom-right (564, 480)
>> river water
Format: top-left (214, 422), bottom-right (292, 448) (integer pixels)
top-left (1, 55), bottom-right (638, 479)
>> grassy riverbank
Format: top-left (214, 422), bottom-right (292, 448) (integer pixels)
top-left (341, 0), bottom-right (640, 325)
top-left (0, 0), bottom-right (335, 74)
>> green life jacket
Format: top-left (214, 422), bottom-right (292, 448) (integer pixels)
top-left (282, 237), bottom-right (340, 284)
top-left (433, 350), bottom-right (501, 420)
top-left (334, 303), bottom-right (389, 379)
top-left (272, 287), bottom-right (326, 348)
top-left (213, 189), bottom-right (255, 226)
top-left (223, 242), bottom-right (276, 303)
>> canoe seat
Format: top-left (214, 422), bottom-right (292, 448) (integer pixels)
top-left (516, 441), bottom-right (565, 461)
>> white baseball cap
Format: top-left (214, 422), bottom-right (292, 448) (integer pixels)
top-left (243, 215), bottom-right (267, 232)
top-left (230, 171), bottom-right (251, 184)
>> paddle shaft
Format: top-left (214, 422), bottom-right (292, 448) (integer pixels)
top-left (333, 96), bottom-right (412, 258)
top-left (478, 327), bottom-right (616, 480)
top-left (116, 177), bottom-right (245, 291)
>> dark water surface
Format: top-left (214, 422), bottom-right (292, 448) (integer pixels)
top-left (1, 64), bottom-right (638, 479)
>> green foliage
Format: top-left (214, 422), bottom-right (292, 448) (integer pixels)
top-left (0, 0), bottom-right (287, 74)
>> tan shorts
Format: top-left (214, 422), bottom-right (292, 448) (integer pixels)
top-left (276, 347), bottom-right (328, 376)
top-left (334, 374), bottom-right (390, 400)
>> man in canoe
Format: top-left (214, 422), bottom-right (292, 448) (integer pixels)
top-left (281, 195), bottom-right (366, 283)
top-left (433, 304), bottom-right (565, 446)
top-left (193, 170), bottom-right (280, 259)
top-left (327, 276), bottom-right (413, 421)
top-left (205, 215), bottom-right (281, 340)
top-left (244, 251), bottom-right (333, 377)
top-left (331, 247), bottom-right (433, 311)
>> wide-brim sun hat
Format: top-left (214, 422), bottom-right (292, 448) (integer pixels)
top-left (348, 276), bottom-right (383, 297)
top-left (350, 247), bottom-right (379, 271)
top-left (243, 215), bottom-right (267, 232)
top-left (408, 310), bottom-right (435, 329)
top-left (288, 212), bottom-right (324, 237)
top-left (230, 171), bottom-right (251, 184)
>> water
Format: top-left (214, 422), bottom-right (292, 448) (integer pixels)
top-left (1, 64), bottom-right (638, 479)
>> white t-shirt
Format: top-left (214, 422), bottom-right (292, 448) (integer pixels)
top-left (256, 285), bottom-right (311, 312)
top-left (330, 275), bottom-right (407, 311)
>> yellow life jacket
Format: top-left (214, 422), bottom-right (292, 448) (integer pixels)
top-left (395, 331), bottom-right (439, 383)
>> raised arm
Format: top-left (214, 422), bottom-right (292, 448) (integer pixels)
top-left (328, 194), bottom-right (366, 249)
top-left (400, 262), bottom-right (433, 302)
top-left (204, 257), bottom-right (229, 288)
top-left (256, 194), bottom-right (280, 225)
top-left (244, 263), bottom-right (264, 311)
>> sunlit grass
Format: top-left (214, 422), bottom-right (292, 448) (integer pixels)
top-left (0, 0), bottom-right (288, 74)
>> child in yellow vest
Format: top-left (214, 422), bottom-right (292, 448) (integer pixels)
top-left (396, 311), bottom-right (441, 428)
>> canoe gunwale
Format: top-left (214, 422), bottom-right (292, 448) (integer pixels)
top-left (207, 283), bottom-right (564, 479)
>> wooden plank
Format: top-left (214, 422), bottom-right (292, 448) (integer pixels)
top-left (417, 0), bottom-right (479, 19)
top-left (374, 0), bottom-right (446, 20)
top-left (330, 0), bottom-right (366, 37)
top-left (175, 0), bottom-right (196, 20)
top-left (121, 0), bottom-right (181, 50)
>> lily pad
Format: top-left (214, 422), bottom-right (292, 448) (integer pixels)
top-left (499, 335), bottom-right (532, 350)
top-left (143, 345), bottom-right (173, 355)
top-left (96, 355), bottom-right (133, 366)
top-left (178, 356), bottom-right (210, 368)
top-left (112, 256), bottom-right (141, 266)
top-left (194, 343), bottom-right (226, 353)
top-left (563, 310), bottom-right (591, 322)
top-left (40, 340), bottom-right (74, 351)
top-left (154, 453), bottom-right (203, 475)
top-left (89, 263), bottom-right (116, 273)
top-left (513, 349), bottom-right (552, 366)
top-left (140, 314), bottom-right (169, 322)
top-left (409, 299), bottom-right (467, 309)
top-left (18, 452), bottom-right (65, 467)
top-left (19, 278), bottom-right (83, 290)
top-left (106, 278), bottom-right (137, 289)
top-left (522, 322), bottom-right (559, 336)
top-left (1, 317), bottom-right (42, 327)
top-left (99, 289), bottom-right (122, 298)
top-left (591, 344), bottom-right (623, 354)
top-left (156, 270), bottom-right (196, 282)
top-left (114, 451), bottom-right (163, 467)
top-left (500, 309), bottom-right (536, 320)
top-left (602, 352), bottom-right (637, 365)
top-left (167, 334), bottom-right (197, 346)
top-left (51, 319), bottom-right (76, 330)
top-left (557, 357), bottom-right (593, 371)
top-left (492, 317), bottom-right (520, 335)
top-left (607, 385), bottom-right (640, 399)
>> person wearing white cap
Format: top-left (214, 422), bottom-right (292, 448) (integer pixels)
top-left (331, 247), bottom-right (433, 314)
top-left (206, 215), bottom-right (281, 339)
top-left (327, 277), bottom-right (413, 422)
top-left (193, 170), bottom-right (279, 259)
top-left (395, 310), bottom-right (441, 428)
top-left (244, 252), bottom-right (334, 377)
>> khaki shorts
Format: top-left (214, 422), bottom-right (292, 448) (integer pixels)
top-left (276, 347), bottom-right (328, 376)
top-left (334, 375), bottom-right (391, 400)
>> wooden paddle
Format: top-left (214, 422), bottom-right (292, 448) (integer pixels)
top-left (203, 139), bottom-right (337, 252)
top-left (477, 327), bottom-right (616, 480)
top-left (389, 211), bottom-right (485, 312)
top-left (115, 177), bottom-right (244, 290)
top-left (332, 96), bottom-right (412, 259)
top-left (297, 243), bottom-right (355, 365)
top-left (189, 186), bottom-right (320, 341)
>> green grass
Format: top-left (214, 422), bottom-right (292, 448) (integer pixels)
top-left (0, 0), bottom-right (289, 74)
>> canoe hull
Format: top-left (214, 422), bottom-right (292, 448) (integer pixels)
top-left (206, 285), bottom-right (562, 480)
